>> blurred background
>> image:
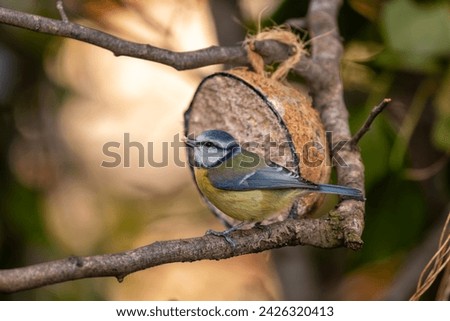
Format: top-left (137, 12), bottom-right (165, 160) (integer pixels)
top-left (0, 0), bottom-right (448, 300)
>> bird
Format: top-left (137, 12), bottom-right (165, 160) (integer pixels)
top-left (185, 129), bottom-right (364, 244)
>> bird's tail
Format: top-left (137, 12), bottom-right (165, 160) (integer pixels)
top-left (317, 183), bottom-right (365, 201)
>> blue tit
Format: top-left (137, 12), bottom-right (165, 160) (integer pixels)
top-left (185, 129), bottom-right (364, 241)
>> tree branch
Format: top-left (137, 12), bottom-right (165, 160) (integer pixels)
top-left (0, 6), bottom-right (304, 70)
top-left (0, 218), bottom-right (344, 293)
top-left (0, 0), bottom-right (366, 293)
top-left (293, 0), bottom-right (365, 248)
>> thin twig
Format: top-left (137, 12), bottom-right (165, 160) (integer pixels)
top-left (350, 98), bottom-right (391, 146)
top-left (436, 257), bottom-right (450, 300)
top-left (56, 0), bottom-right (69, 22)
top-left (384, 210), bottom-right (449, 300)
top-left (410, 212), bottom-right (450, 300)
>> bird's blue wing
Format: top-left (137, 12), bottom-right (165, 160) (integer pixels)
top-left (208, 160), bottom-right (364, 200)
top-left (208, 163), bottom-right (319, 191)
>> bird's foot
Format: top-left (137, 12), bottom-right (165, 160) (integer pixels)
top-left (206, 229), bottom-right (236, 249)
top-left (205, 222), bottom-right (246, 249)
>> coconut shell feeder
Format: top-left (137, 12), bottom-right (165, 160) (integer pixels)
top-left (184, 30), bottom-right (331, 227)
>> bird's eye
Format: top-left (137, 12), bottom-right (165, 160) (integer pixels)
top-left (203, 142), bottom-right (214, 147)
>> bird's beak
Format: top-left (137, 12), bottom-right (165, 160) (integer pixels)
top-left (183, 136), bottom-right (197, 148)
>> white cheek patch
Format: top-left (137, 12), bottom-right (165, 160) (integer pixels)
top-left (206, 146), bottom-right (218, 154)
top-left (194, 146), bottom-right (226, 167)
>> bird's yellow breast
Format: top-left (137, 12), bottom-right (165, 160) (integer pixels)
top-left (194, 168), bottom-right (299, 222)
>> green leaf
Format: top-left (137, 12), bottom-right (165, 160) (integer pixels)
top-left (380, 0), bottom-right (450, 71)
top-left (382, 0), bottom-right (450, 57)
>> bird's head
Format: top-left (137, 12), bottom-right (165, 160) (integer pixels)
top-left (185, 130), bottom-right (241, 168)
